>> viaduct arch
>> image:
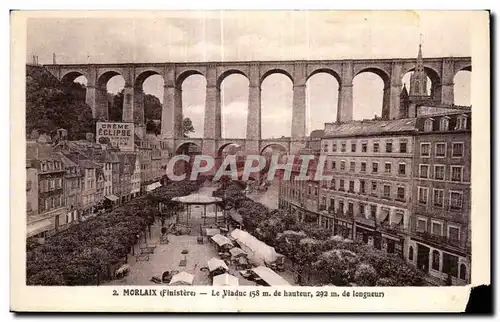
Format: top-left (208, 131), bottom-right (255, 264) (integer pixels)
top-left (44, 56), bottom-right (471, 155)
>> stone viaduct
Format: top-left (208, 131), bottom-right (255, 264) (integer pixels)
top-left (44, 57), bottom-right (471, 155)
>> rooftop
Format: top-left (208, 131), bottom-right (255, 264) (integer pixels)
top-left (323, 118), bottom-right (417, 138)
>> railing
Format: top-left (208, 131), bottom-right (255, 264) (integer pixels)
top-left (378, 222), bottom-right (406, 235)
top-left (414, 231), bottom-right (469, 250)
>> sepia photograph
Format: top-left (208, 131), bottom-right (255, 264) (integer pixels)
top-left (10, 9), bottom-right (490, 312)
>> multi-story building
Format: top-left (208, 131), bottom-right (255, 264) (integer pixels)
top-left (26, 159), bottom-right (39, 230)
top-left (407, 111), bottom-right (471, 285)
top-left (26, 141), bottom-right (66, 238)
top-left (278, 149), bottom-right (322, 227)
top-left (58, 153), bottom-right (82, 229)
top-left (319, 119), bottom-right (415, 256)
top-left (130, 154), bottom-right (141, 199)
top-left (117, 153), bottom-right (133, 203)
top-left (136, 137), bottom-right (152, 192)
top-left (76, 158), bottom-right (99, 218)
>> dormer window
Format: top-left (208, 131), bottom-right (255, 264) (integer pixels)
top-left (456, 115), bottom-right (467, 130)
top-left (439, 117), bottom-right (450, 131)
top-left (424, 119), bottom-right (433, 132)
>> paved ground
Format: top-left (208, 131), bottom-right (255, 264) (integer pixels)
top-left (106, 183), bottom-right (296, 286)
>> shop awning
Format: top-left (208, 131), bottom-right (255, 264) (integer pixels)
top-left (251, 266), bottom-right (290, 286)
top-left (207, 257), bottom-right (229, 272)
top-left (146, 182), bottom-right (162, 192)
top-left (211, 234), bottom-right (234, 247)
top-left (105, 195), bottom-right (119, 202)
top-left (27, 219), bottom-right (52, 237)
top-left (212, 273), bottom-right (239, 286)
top-left (169, 271), bottom-right (194, 286)
top-left (229, 247), bottom-right (247, 258)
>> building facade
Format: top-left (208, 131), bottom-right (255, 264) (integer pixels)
top-left (407, 111), bottom-right (471, 285)
top-left (319, 119), bottom-right (415, 256)
top-left (58, 153), bottom-right (82, 230)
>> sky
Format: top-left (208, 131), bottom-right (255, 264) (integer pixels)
top-left (27, 11), bottom-right (472, 138)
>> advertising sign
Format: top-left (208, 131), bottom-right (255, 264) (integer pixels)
top-left (96, 122), bottom-right (135, 151)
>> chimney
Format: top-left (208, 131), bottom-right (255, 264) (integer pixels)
top-left (53, 53), bottom-right (57, 65)
top-left (85, 132), bottom-right (95, 143)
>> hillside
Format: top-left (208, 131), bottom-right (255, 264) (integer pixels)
top-left (26, 65), bottom-right (95, 140)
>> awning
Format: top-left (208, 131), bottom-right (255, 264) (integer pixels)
top-left (211, 234), bottom-right (234, 247)
top-left (212, 273), bottom-right (239, 286)
top-left (251, 266), bottom-right (290, 286)
top-left (377, 208), bottom-right (390, 223)
top-left (27, 219), bottom-right (52, 237)
top-left (391, 213), bottom-right (404, 227)
top-left (131, 188), bottom-right (140, 194)
top-left (146, 182), bottom-right (162, 192)
top-left (105, 195), bottom-right (119, 202)
top-left (208, 257), bottom-right (229, 272)
top-left (169, 271), bottom-right (194, 286)
top-left (229, 247), bottom-right (247, 258)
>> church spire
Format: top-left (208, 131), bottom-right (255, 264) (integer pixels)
top-left (409, 35), bottom-right (428, 97)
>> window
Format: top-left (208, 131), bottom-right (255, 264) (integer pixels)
top-left (451, 166), bottom-right (463, 182)
top-left (341, 143), bottom-right (346, 152)
top-left (432, 221), bottom-right (443, 236)
top-left (424, 119), bottom-right (433, 132)
top-left (419, 164), bottom-right (429, 178)
top-left (417, 218), bottom-right (427, 233)
top-left (386, 142), bottom-right (393, 153)
top-left (397, 187), bottom-right (405, 201)
top-left (400, 142), bottom-right (407, 153)
top-left (440, 117), bottom-right (449, 131)
top-left (443, 253), bottom-right (459, 278)
top-left (339, 179), bottom-right (345, 191)
top-left (434, 165), bottom-right (445, 180)
top-left (314, 187), bottom-right (318, 196)
top-left (370, 205), bottom-right (377, 219)
top-left (338, 200), bottom-right (344, 213)
top-left (323, 143), bottom-right (329, 152)
top-left (432, 250), bottom-right (441, 271)
top-left (359, 203), bottom-right (365, 216)
top-left (362, 143), bottom-right (367, 152)
top-left (456, 116), bottom-right (467, 130)
top-left (409, 246), bottom-right (414, 261)
top-left (448, 226), bottom-right (460, 241)
top-left (360, 162), bottom-right (366, 172)
top-left (433, 189), bottom-right (444, 207)
top-left (371, 182), bottom-right (377, 193)
top-left (372, 162), bottom-right (378, 173)
top-left (349, 161), bottom-right (355, 172)
top-left (459, 264), bottom-right (467, 280)
top-left (385, 162), bottom-right (392, 173)
top-left (329, 198), bottom-right (335, 210)
top-left (373, 143), bottom-right (379, 153)
top-left (421, 143), bottom-right (430, 157)
top-left (340, 161), bottom-right (346, 171)
top-left (348, 202), bottom-right (354, 214)
top-left (332, 143), bottom-right (337, 152)
top-left (308, 185), bottom-right (312, 195)
top-left (383, 185), bottom-right (391, 198)
top-left (360, 180), bottom-right (366, 194)
top-left (331, 161), bottom-right (336, 170)
top-left (452, 143), bottom-right (464, 157)
top-left (436, 143), bottom-right (446, 157)
top-left (349, 181), bottom-right (355, 192)
top-left (398, 163), bottom-right (406, 176)
top-left (418, 187), bottom-right (428, 204)
top-left (330, 179), bottom-right (335, 190)
top-left (450, 191), bottom-right (463, 210)
top-left (351, 143), bottom-right (356, 152)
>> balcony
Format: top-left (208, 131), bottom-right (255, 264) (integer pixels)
top-left (378, 222), bottom-right (406, 235)
top-left (414, 231), bottom-right (469, 251)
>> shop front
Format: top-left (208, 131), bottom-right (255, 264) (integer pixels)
top-left (381, 233), bottom-right (404, 257)
top-left (334, 219), bottom-right (353, 239)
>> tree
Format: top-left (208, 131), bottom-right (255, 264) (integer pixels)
top-left (182, 117), bottom-right (195, 137)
